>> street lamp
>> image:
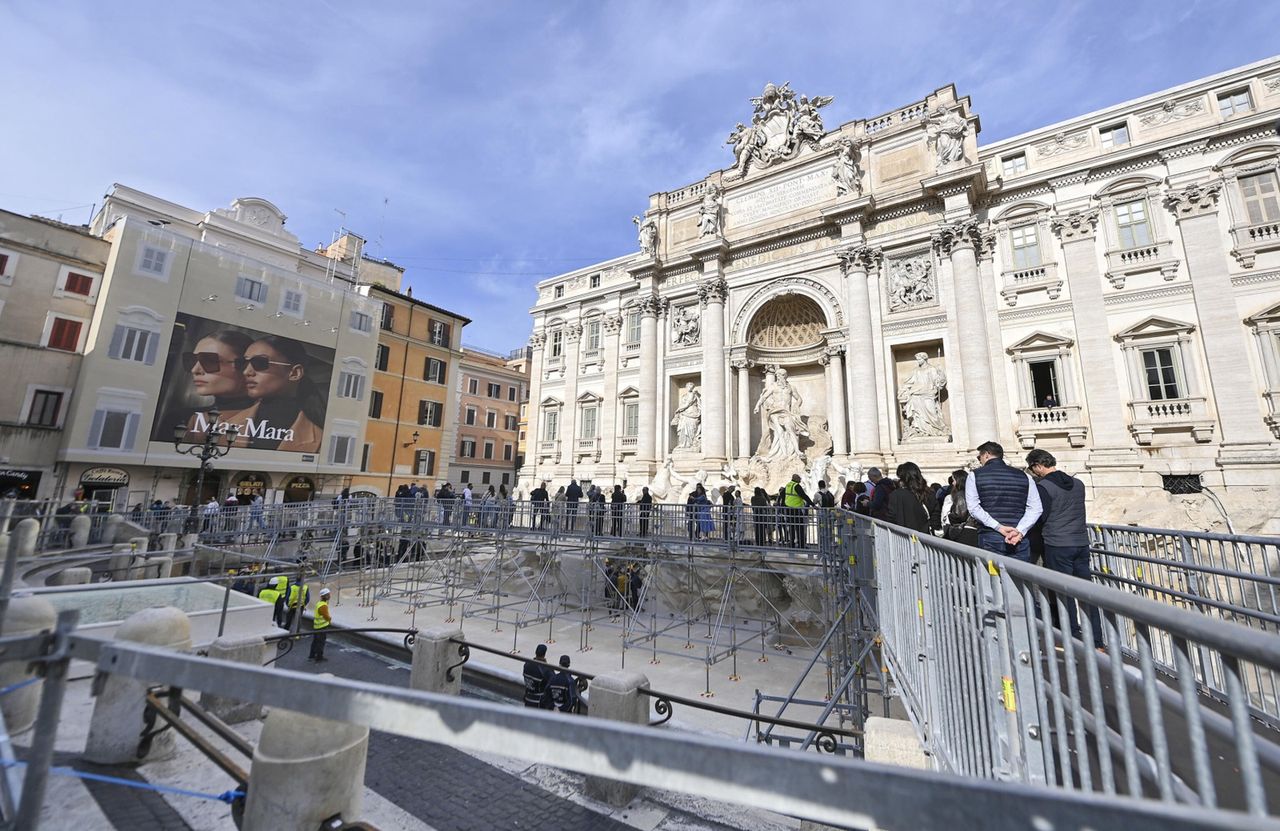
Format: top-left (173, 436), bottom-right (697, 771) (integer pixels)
top-left (173, 408), bottom-right (239, 532)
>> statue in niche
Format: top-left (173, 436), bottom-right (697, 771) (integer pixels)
top-left (698, 186), bottom-right (722, 237)
top-left (633, 215), bottom-right (658, 257)
top-left (887, 256), bottom-right (935, 312)
top-left (671, 305), bottom-right (700, 347)
top-left (753, 366), bottom-right (808, 459)
top-left (832, 139), bottom-right (863, 197)
top-left (671, 382), bottom-right (702, 450)
top-left (925, 107), bottom-right (968, 170)
top-left (898, 352), bottom-right (949, 439)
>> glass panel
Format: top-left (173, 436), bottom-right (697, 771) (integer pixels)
top-left (99, 411), bottom-right (128, 448)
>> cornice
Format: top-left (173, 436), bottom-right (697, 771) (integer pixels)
top-left (882, 311), bottom-right (948, 335)
top-left (997, 301), bottom-right (1074, 323)
top-left (1231, 269), bottom-right (1280, 288)
top-left (1102, 283), bottom-right (1194, 307)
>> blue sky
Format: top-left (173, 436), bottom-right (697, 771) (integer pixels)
top-left (2, 1), bottom-right (1277, 351)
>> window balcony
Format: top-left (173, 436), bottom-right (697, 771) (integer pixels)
top-left (1104, 239), bottom-right (1179, 289)
top-left (999, 261), bottom-right (1062, 307)
top-left (1126, 396), bottom-right (1215, 445)
top-left (1014, 404), bottom-right (1088, 449)
top-left (537, 439), bottom-right (560, 462)
top-left (619, 435), bottom-right (638, 450)
top-left (575, 436), bottom-right (601, 462)
top-left (1230, 220), bottom-right (1280, 269)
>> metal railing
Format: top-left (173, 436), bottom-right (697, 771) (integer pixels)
top-left (862, 512), bottom-right (1280, 815)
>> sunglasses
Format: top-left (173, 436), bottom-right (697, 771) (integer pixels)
top-left (181, 352), bottom-right (226, 373)
top-left (235, 356), bottom-right (297, 372)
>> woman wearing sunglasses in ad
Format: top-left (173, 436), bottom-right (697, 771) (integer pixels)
top-left (236, 336), bottom-right (324, 453)
top-left (176, 330), bottom-right (256, 445)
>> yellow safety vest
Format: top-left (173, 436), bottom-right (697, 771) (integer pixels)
top-left (784, 481), bottom-right (805, 508)
top-left (313, 600), bottom-right (330, 630)
top-left (258, 588), bottom-right (280, 605)
top-left (288, 584), bottom-right (308, 609)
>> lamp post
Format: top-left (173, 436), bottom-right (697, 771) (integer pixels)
top-left (173, 408), bottom-right (239, 533)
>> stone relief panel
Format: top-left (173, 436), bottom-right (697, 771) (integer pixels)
top-left (670, 304), bottom-right (701, 347)
top-left (885, 253), bottom-right (937, 313)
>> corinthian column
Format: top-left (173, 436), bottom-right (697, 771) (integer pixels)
top-left (524, 331), bottom-right (546, 477)
top-left (601, 313), bottom-right (623, 466)
top-left (635, 294), bottom-right (661, 465)
top-left (699, 275), bottom-right (729, 463)
top-left (933, 221), bottom-right (998, 445)
top-left (837, 245), bottom-right (882, 457)
top-left (732, 359), bottom-right (753, 459)
top-left (821, 346), bottom-right (848, 456)
top-left (560, 322), bottom-right (583, 469)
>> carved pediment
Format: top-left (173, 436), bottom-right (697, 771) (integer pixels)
top-left (1245, 301), bottom-right (1280, 327)
top-left (576, 391), bottom-right (603, 404)
top-left (539, 396), bottom-right (563, 408)
top-left (1114, 315), bottom-right (1195, 342)
top-left (618, 386), bottom-right (640, 398)
top-left (1005, 330), bottom-right (1075, 355)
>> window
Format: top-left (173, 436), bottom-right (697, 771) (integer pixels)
top-left (1114, 199), bottom-right (1153, 249)
top-left (625, 311), bottom-right (641, 344)
top-left (46, 317), bottom-right (83, 352)
top-left (138, 245), bottom-right (169, 279)
top-left (350, 310), bottom-right (373, 333)
top-left (503, 443), bottom-right (513, 461)
top-left (481, 471), bottom-right (491, 485)
top-left (375, 344), bottom-right (390, 371)
top-left (483, 441), bottom-right (494, 460)
top-left (1100, 123), bottom-right (1129, 149)
top-left (424, 357), bottom-right (446, 384)
top-left (486, 410), bottom-right (497, 428)
top-left (550, 330), bottom-right (563, 358)
top-left (580, 406), bottom-right (598, 439)
top-left (543, 410), bottom-right (559, 441)
top-left (415, 449), bottom-right (436, 477)
top-left (1142, 347), bottom-right (1181, 400)
top-left (502, 473), bottom-right (510, 486)
top-left (1009, 224), bottom-right (1041, 270)
top-left (430, 320), bottom-right (450, 346)
top-left (505, 414), bottom-right (518, 431)
top-left (1028, 360), bottom-right (1061, 408)
top-left (590, 273), bottom-right (601, 288)
top-left (585, 319), bottom-right (601, 351)
top-left (369, 390), bottom-right (384, 419)
top-left (554, 285), bottom-right (564, 298)
top-left (1218, 88), bottom-right (1253, 118)
top-left (461, 439), bottom-right (476, 458)
top-left (329, 435), bottom-right (355, 465)
top-left (89, 408), bottom-right (140, 451)
top-left (281, 289), bottom-right (304, 317)
top-left (380, 303), bottom-right (395, 331)
top-left (108, 325), bottom-right (157, 364)
top-left (1002, 154), bottom-right (1027, 177)
top-left (623, 401), bottom-right (640, 437)
top-left (460, 470), bottom-right (470, 484)
top-left (63, 271), bottom-right (94, 296)
top-left (337, 371), bottom-right (365, 401)
top-left (487, 382), bottom-right (501, 398)
top-left (27, 390), bottom-right (64, 427)
top-left (419, 400), bottom-right (442, 427)
top-left (465, 407), bottom-right (477, 426)
top-left (360, 443), bottom-right (371, 473)
top-left (468, 378), bottom-right (479, 395)
top-left (508, 385), bottom-right (517, 402)
top-left (1240, 172), bottom-right (1280, 225)
top-left (235, 276), bottom-right (268, 304)
top-left (0, 250), bottom-right (13, 284)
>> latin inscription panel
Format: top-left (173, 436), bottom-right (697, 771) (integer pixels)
top-left (726, 166), bottom-right (835, 229)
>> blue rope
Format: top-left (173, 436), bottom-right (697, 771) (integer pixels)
top-left (0, 760), bottom-right (242, 803)
top-left (0, 678), bottom-right (38, 698)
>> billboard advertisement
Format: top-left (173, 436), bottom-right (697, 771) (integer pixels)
top-left (152, 313), bottom-right (334, 454)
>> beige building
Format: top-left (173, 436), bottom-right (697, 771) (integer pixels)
top-left (522, 57), bottom-right (1280, 532)
top-left (52, 185), bottom-right (383, 506)
top-left (0, 211), bottom-right (111, 499)
top-left (451, 347), bottom-right (528, 491)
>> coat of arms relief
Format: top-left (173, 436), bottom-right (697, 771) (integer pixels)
top-left (726, 82), bottom-right (833, 178)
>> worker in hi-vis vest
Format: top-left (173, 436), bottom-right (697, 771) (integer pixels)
top-left (308, 588), bottom-right (331, 662)
top-left (782, 474), bottom-right (814, 549)
top-left (284, 582), bottom-right (309, 631)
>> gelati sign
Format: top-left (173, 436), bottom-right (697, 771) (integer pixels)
top-left (80, 467), bottom-right (130, 487)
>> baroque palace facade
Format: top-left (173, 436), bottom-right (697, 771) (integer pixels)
top-left (522, 57), bottom-right (1280, 530)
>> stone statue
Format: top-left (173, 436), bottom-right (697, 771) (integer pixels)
top-left (633, 215), bottom-right (658, 257)
top-left (898, 352), bottom-right (949, 439)
top-left (926, 107), bottom-right (968, 170)
top-left (671, 382), bottom-right (702, 450)
top-left (887, 255), bottom-right (936, 312)
top-left (753, 366), bottom-right (808, 459)
top-left (727, 82), bottom-right (833, 178)
top-left (829, 458), bottom-right (865, 492)
top-left (698, 186), bottom-right (722, 237)
top-left (832, 139), bottom-right (862, 197)
top-left (791, 95), bottom-right (833, 145)
top-left (671, 305), bottom-right (700, 347)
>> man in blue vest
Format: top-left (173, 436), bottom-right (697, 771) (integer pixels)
top-left (964, 441), bottom-right (1042, 561)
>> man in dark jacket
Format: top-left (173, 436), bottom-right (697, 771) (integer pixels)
top-left (522, 643), bottom-right (554, 708)
top-left (565, 479), bottom-right (583, 531)
top-left (966, 441), bottom-right (1042, 562)
top-left (547, 654), bottom-right (581, 713)
top-left (1027, 449), bottom-right (1104, 648)
top-left (609, 485), bottom-right (627, 536)
top-left (530, 481), bottom-right (550, 529)
top-left (636, 487), bottom-right (653, 537)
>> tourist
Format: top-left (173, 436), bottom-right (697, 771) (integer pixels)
top-left (565, 479), bottom-right (583, 531)
top-left (552, 486), bottom-right (567, 530)
top-left (628, 563), bottom-right (644, 611)
top-left (693, 484), bottom-right (715, 539)
top-left (481, 485), bottom-right (497, 528)
top-left (865, 467), bottom-right (883, 499)
top-left (547, 655), bottom-right (581, 714)
top-left (773, 485), bottom-right (789, 543)
top-left (815, 480), bottom-right (836, 509)
top-left (250, 493), bottom-right (266, 530)
top-left (610, 484), bottom-right (627, 536)
top-left (782, 473), bottom-right (813, 548)
top-left (886, 462), bottom-right (932, 534)
top-left (966, 441), bottom-right (1042, 562)
top-left (721, 486), bottom-right (737, 540)
top-left (522, 644), bottom-right (554, 709)
top-left (750, 487), bottom-right (771, 546)
top-left (461, 483), bottom-right (474, 526)
top-left (531, 481), bottom-right (550, 529)
top-left (868, 474), bottom-right (894, 520)
top-left (590, 485), bottom-right (607, 536)
top-left (307, 588), bottom-right (332, 662)
top-left (637, 487), bottom-right (653, 537)
top-left (941, 469), bottom-right (980, 547)
top-left (686, 488), bottom-right (699, 540)
top-left (1026, 449), bottom-right (1104, 648)
top-left (201, 496), bottom-right (220, 533)
top-left (840, 481), bottom-right (859, 511)
top-left (498, 484), bottom-right (514, 530)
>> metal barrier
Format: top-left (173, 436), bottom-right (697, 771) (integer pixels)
top-left (863, 511), bottom-right (1280, 815)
